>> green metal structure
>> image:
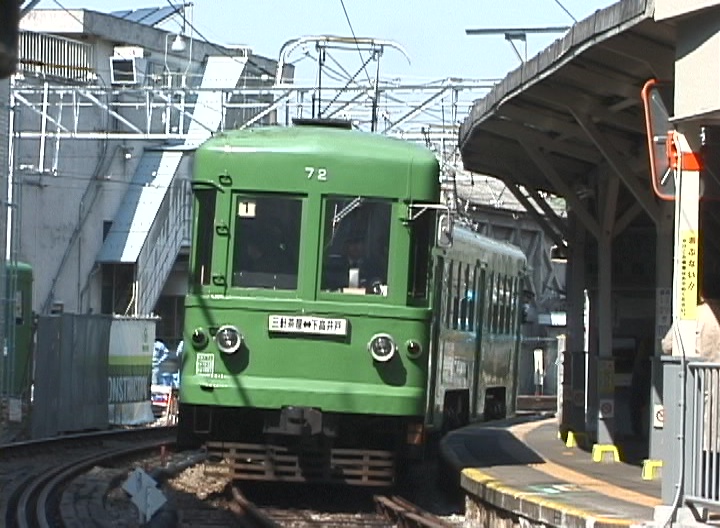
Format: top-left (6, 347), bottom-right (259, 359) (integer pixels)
top-left (1, 261), bottom-right (33, 398)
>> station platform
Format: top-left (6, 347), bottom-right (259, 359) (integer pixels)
top-left (440, 415), bottom-right (662, 528)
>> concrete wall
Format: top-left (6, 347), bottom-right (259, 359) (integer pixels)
top-left (13, 86), bottom-right (135, 314)
top-left (10, 9), bottom-right (284, 317)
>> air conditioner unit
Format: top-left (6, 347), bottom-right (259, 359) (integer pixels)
top-left (110, 46), bottom-right (146, 85)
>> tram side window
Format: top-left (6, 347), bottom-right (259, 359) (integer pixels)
top-left (232, 195), bottom-right (302, 290)
top-left (504, 275), bottom-right (511, 333)
top-left (503, 275), bottom-right (514, 335)
top-left (498, 275), bottom-right (506, 334)
top-left (443, 259), bottom-right (453, 328)
top-left (192, 189), bottom-right (216, 287)
top-left (507, 276), bottom-right (516, 335)
top-left (457, 263), bottom-right (465, 331)
top-left (452, 261), bottom-right (461, 330)
top-left (466, 266), bottom-right (476, 332)
top-left (408, 207), bottom-right (432, 301)
top-left (458, 263), bottom-right (475, 331)
top-left (476, 267), bottom-right (486, 331)
top-left (483, 272), bottom-right (494, 333)
top-left (492, 274), bottom-right (502, 334)
top-left (509, 277), bottom-right (519, 333)
top-left (507, 276), bottom-right (514, 334)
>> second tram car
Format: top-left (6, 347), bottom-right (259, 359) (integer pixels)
top-left (178, 119), bottom-right (526, 485)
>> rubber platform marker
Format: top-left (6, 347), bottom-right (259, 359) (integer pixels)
top-left (592, 444), bottom-right (620, 463)
top-left (641, 459), bottom-right (663, 481)
top-left (565, 430), bottom-right (588, 448)
top-left (510, 419), bottom-right (660, 509)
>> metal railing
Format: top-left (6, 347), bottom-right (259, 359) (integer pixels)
top-left (18, 31), bottom-right (95, 83)
top-left (135, 175), bottom-right (191, 316)
top-left (685, 362), bottom-right (720, 513)
top-left (11, 80), bottom-right (487, 142)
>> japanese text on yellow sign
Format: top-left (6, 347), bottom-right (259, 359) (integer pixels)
top-left (681, 230), bottom-right (698, 320)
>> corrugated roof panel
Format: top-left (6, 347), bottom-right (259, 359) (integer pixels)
top-left (110, 6), bottom-right (176, 26)
top-left (124, 7), bottom-right (158, 23)
top-left (140, 6), bottom-right (177, 27)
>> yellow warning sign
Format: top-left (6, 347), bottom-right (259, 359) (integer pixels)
top-left (680, 230), bottom-right (698, 320)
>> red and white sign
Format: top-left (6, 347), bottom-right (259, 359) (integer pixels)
top-left (599, 399), bottom-right (614, 418)
top-left (653, 404), bottom-right (664, 429)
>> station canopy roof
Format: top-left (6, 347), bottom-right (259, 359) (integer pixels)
top-left (459, 0), bottom-right (674, 213)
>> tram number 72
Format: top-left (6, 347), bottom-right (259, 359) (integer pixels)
top-left (305, 166), bottom-right (328, 181)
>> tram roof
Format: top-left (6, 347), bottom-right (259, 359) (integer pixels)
top-left (459, 0), bottom-right (675, 223)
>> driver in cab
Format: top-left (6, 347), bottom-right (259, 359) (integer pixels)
top-left (342, 236), bottom-right (385, 293)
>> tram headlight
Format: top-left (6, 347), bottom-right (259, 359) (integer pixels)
top-left (405, 339), bottom-right (423, 359)
top-left (215, 325), bottom-right (243, 354)
top-left (191, 328), bottom-right (209, 349)
top-left (368, 333), bottom-right (396, 362)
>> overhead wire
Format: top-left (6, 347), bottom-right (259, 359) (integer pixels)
top-left (338, 0), bottom-right (373, 87)
top-left (551, 0), bottom-right (577, 23)
top-left (50, 0), bottom-right (84, 25)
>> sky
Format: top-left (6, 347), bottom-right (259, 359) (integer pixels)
top-left (34, 0), bottom-right (617, 83)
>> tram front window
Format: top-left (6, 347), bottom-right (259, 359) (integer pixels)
top-left (232, 195), bottom-right (302, 289)
top-left (321, 196), bottom-right (391, 296)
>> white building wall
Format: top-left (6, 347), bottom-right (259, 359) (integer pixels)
top-left (12, 28), bottom-right (203, 315)
top-left (15, 105), bottom-right (128, 314)
top-left (14, 8), bottom-right (278, 315)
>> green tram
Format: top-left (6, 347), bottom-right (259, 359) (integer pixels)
top-left (0, 261), bottom-right (34, 398)
top-left (429, 228), bottom-right (527, 433)
top-left (178, 119), bottom-right (527, 485)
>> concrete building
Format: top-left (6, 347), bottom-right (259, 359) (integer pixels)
top-left (13, 6), bottom-right (284, 347)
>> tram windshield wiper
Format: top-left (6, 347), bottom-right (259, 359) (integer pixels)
top-left (332, 196), bottom-right (364, 228)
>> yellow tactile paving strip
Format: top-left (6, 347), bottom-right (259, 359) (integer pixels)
top-left (462, 467), bottom-right (640, 527)
top-left (460, 418), bottom-right (659, 527)
top-left (512, 420), bottom-right (661, 509)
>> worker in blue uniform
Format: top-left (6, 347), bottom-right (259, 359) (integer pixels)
top-left (152, 339), bottom-right (170, 386)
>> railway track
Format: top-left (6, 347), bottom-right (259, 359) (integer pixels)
top-left (0, 429), bottom-right (463, 526)
top-left (374, 495), bottom-right (456, 527)
top-left (228, 486), bottom-right (457, 527)
top-left (2, 426), bottom-right (176, 527)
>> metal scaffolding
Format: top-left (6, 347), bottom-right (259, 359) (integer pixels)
top-left (11, 78), bottom-right (490, 155)
top-left (10, 33), bottom-right (493, 174)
